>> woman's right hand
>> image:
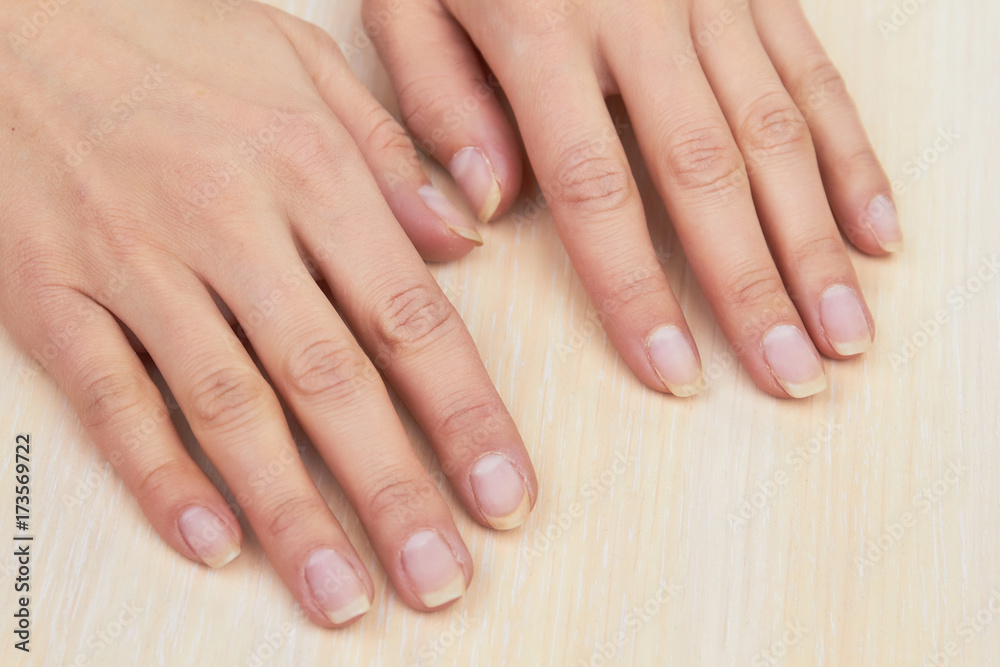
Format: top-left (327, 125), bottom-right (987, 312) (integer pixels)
top-left (0, 0), bottom-right (536, 626)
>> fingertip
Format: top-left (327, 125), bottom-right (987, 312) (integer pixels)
top-left (304, 547), bottom-right (374, 627)
top-left (450, 147), bottom-right (503, 223)
top-left (762, 324), bottom-right (828, 399)
top-left (859, 194), bottom-right (904, 254)
top-left (817, 283), bottom-right (875, 359)
top-left (392, 184), bottom-right (483, 263)
top-left (469, 452), bottom-right (534, 531)
top-left (646, 325), bottom-right (706, 398)
top-left (417, 184), bottom-right (483, 246)
top-left (400, 529), bottom-right (472, 611)
top-left (448, 138), bottom-right (524, 223)
top-left (177, 504), bottom-right (243, 569)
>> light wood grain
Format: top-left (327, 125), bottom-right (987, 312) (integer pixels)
top-left (2, 0), bottom-right (998, 665)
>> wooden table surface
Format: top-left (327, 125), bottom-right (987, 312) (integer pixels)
top-left (2, 1), bottom-right (998, 665)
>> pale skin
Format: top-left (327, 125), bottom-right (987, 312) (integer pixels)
top-left (0, 0), bottom-right (899, 628)
top-left (0, 0), bottom-right (537, 626)
top-left (363, 0), bottom-right (903, 399)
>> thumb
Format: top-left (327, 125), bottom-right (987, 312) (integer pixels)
top-left (263, 4), bottom-right (485, 262)
top-left (362, 0), bottom-right (523, 223)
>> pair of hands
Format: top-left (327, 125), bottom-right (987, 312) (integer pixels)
top-left (0, 0), bottom-right (898, 627)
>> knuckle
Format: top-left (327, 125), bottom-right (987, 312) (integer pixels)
top-left (79, 370), bottom-right (149, 431)
top-left (132, 458), bottom-right (188, 506)
top-left (435, 394), bottom-right (506, 449)
top-left (797, 56), bottom-right (847, 111)
top-left (364, 473), bottom-right (437, 524)
top-left (550, 140), bottom-right (633, 214)
top-left (395, 73), bottom-right (451, 131)
top-left (497, 5), bottom-right (572, 37)
top-left (188, 364), bottom-right (270, 430)
top-left (0, 235), bottom-right (73, 297)
top-left (269, 111), bottom-right (350, 196)
top-left (80, 206), bottom-right (151, 260)
top-left (661, 123), bottom-right (745, 195)
top-left (364, 110), bottom-right (414, 156)
top-left (599, 267), bottom-right (666, 321)
top-left (262, 494), bottom-right (325, 541)
top-left (833, 146), bottom-right (883, 179)
top-left (740, 92), bottom-right (810, 157)
top-left (371, 282), bottom-right (458, 355)
top-left (723, 264), bottom-right (786, 313)
top-left (283, 338), bottom-right (373, 399)
top-left (792, 234), bottom-right (846, 265)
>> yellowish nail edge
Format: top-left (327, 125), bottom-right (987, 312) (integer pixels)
top-left (478, 181), bottom-right (502, 223)
top-left (203, 544), bottom-right (241, 569)
top-left (323, 593), bottom-right (372, 626)
top-left (416, 571), bottom-right (467, 609)
top-left (831, 337), bottom-right (873, 357)
top-left (483, 490), bottom-right (531, 531)
top-left (777, 374), bottom-right (829, 399)
top-left (447, 224), bottom-right (484, 246)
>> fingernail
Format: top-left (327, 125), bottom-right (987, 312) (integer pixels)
top-left (178, 506), bottom-right (241, 569)
top-left (401, 530), bottom-right (466, 608)
top-left (304, 549), bottom-right (372, 625)
top-left (762, 325), bottom-right (827, 398)
top-left (864, 195), bottom-right (903, 252)
top-left (449, 147), bottom-right (501, 222)
top-left (646, 326), bottom-right (705, 397)
top-left (470, 454), bottom-right (531, 530)
top-left (418, 184), bottom-right (483, 246)
top-left (820, 284), bottom-right (873, 356)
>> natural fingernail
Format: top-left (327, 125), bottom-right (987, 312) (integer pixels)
top-left (820, 285), bottom-right (873, 356)
top-left (470, 454), bottom-right (531, 530)
top-left (305, 549), bottom-right (371, 625)
top-left (178, 506), bottom-right (241, 569)
top-left (763, 325), bottom-right (827, 398)
top-left (864, 194), bottom-right (903, 252)
top-left (401, 530), bottom-right (466, 608)
top-left (418, 184), bottom-right (483, 245)
top-left (646, 326), bottom-right (705, 397)
top-left (449, 147), bottom-right (501, 222)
